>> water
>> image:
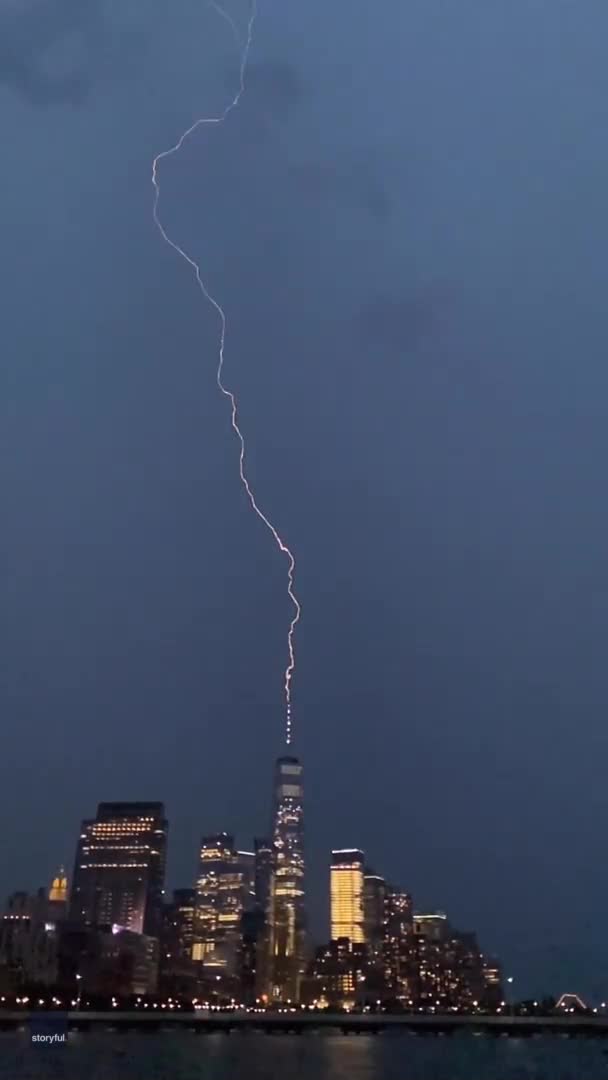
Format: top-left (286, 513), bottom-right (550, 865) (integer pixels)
top-left (3, 1032), bottom-right (608, 1080)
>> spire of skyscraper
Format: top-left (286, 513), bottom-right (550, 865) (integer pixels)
top-left (49, 865), bottom-right (68, 904)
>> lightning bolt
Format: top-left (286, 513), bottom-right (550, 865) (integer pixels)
top-left (151, 0), bottom-right (300, 746)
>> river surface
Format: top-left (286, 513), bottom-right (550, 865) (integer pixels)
top-left (3, 1031), bottom-right (608, 1079)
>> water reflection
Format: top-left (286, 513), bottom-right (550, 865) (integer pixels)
top-left (320, 1033), bottom-right (377, 1080)
top-left (1, 1031), bottom-right (608, 1079)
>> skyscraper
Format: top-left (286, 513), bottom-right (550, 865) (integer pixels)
top-left (268, 756), bottom-right (306, 1002)
top-left (159, 887), bottom-right (197, 994)
top-left (69, 802), bottom-right (167, 938)
top-left (253, 837), bottom-right (273, 916)
top-left (193, 833), bottom-right (252, 974)
top-left (238, 907), bottom-right (266, 1006)
top-left (162, 888), bottom-right (196, 966)
top-left (363, 871), bottom-right (386, 956)
top-left (250, 837), bottom-right (273, 998)
top-left (330, 850), bottom-right (365, 943)
top-left (237, 850), bottom-right (256, 911)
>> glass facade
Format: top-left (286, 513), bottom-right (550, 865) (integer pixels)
top-left (69, 802), bottom-right (167, 938)
top-left (269, 756), bottom-right (306, 1002)
top-left (194, 834), bottom-right (252, 973)
top-left (330, 850), bottom-right (365, 943)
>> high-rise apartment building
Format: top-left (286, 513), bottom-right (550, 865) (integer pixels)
top-left (268, 756), bottom-right (306, 1002)
top-left (69, 802), bottom-right (167, 938)
top-left (363, 871), bottom-right (386, 956)
top-left (383, 887), bottom-right (414, 1002)
top-left (330, 850), bottom-right (365, 944)
top-left (412, 914), bottom-right (489, 1009)
top-left (193, 833), bottom-right (252, 974)
top-left (304, 937), bottom-right (368, 1008)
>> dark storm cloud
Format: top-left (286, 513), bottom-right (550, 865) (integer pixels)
top-left (0, 0), bottom-right (135, 105)
top-left (244, 59), bottom-right (304, 112)
top-left (226, 58), bottom-right (304, 143)
top-left (358, 288), bottom-right (450, 353)
top-left (289, 157), bottom-right (392, 222)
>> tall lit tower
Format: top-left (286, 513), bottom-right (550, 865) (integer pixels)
top-left (268, 756), bottom-right (306, 1002)
top-left (330, 850), bottom-right (365, 943)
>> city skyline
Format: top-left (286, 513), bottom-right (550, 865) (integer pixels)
top-left (12, 770), bottom-right (499, 955)
top-left (0, 752), bottom-right (506, 1012)
top-left (0, 750), bottom-right (583, 1003)
top-left (0, 738), bottom-right (595, 1002)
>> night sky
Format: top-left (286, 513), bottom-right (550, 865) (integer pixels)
top-left (2, 0), bottom-right (608, 999)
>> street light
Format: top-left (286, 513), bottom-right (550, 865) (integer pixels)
top-left (75, 975), bottom-right (83, 1011)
